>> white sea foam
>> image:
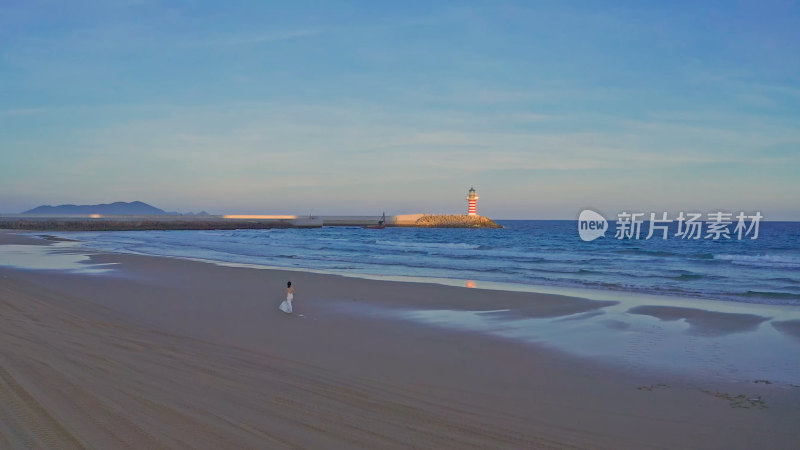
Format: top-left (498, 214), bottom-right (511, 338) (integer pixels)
top-left (714, 254), bottom-right (800, 268)
top-left (375, 240), bottom-right (481, 250)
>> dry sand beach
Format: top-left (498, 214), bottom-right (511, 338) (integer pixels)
top-left (1, 231), bottom-right (799, 449)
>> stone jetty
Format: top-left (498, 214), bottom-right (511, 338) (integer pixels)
top-left (412, 215), bottom-right (502, 228)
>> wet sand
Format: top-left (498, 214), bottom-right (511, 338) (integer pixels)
top-left (628, 305), bottom-right (770, 336)
top-left (772, 319), bottom-right (800, 340)
top-left (1, 231), bottom-right (799, 449)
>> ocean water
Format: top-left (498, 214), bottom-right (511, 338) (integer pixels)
top-left (48, 220), bottom-right (800, 306)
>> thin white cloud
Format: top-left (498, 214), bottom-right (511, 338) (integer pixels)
top-left (187, 29), bottom-right (327, 47)
top-left (0, 107), bottom-right (55, 116)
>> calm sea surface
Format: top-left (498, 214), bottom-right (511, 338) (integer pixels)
top-left (50, 220), bottom-right (800, 306)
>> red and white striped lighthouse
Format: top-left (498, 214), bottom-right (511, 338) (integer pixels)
top-left (467, 187), bottom-right (479, 216)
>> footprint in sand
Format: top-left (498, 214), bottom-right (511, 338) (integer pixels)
top-left (636, 383), bottom-right (669, 391)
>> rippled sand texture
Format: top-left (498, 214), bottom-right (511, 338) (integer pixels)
top-left (2, 231), bottom-right (799, 449)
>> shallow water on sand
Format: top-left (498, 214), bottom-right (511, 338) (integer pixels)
top-left (0, 242), bottom-right (117, 274)
top-left (338, 294), bottom-right (800, 386)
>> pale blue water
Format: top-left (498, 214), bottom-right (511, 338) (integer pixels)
top-left (47, 220), bottom-right (800, 306)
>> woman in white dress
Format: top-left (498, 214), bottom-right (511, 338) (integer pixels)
top-left (279, 281), bottom-right (294, 314)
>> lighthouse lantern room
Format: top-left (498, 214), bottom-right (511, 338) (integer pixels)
top-left (467, 187), bottom-right (479, 216)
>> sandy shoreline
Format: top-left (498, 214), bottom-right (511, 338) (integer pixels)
top-left (1, 231), bottom-right (799, 448)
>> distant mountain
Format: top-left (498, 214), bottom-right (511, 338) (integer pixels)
top-left (23, 201), bottom-right (168, 215)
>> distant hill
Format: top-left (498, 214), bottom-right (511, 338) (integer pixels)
top-left (24, 201), bottom-right (167, 215)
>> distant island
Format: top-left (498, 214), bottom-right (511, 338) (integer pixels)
top-left (24, 201), bottom-right (167, 215)
top-left (23, 201), bottom-right (210, 216)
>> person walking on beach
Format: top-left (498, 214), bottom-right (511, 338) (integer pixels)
top-left (279, 281), bottom-right (294, 314)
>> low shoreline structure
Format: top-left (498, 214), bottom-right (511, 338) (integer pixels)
top-left (0, 218), bottom-right (316, 231)
top-left (413, 214), bottom-right (502, 228)
top-left (0, 213), bottom-right (502, 230)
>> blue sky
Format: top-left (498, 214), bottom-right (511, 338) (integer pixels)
top-left (1, 0), bottom-right (798, 218)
